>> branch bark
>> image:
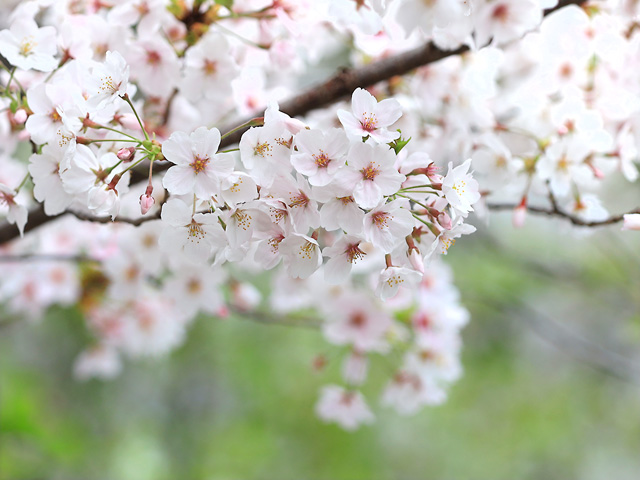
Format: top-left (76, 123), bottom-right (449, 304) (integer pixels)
top-left (486, 202), bottom-right (640, 227)
top-left (0, 0), bottom-right (589, 246)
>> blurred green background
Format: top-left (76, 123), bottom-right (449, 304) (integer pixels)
top-left (1, 215), bottom-right (640, 480)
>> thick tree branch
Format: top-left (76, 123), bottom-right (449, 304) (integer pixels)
top-left (0, 0), bottom-right (589, 246)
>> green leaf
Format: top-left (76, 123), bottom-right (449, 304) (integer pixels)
top-left (389, 131), bottom-right (411, 155)
top-left (214, 0), bottom-right (233, 8)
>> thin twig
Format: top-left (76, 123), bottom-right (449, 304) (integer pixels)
top-left (486, 202), bottom-right (640, 227)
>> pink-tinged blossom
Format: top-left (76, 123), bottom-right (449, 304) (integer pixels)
top-left (323, 294), bottom-right (393, 352)
top-left (337, 142), bottom-right (406, 210)
top-left (376, 266), bottom-right (423, 301)
top-left (254, 223), bottom-right (286, 270)
top-left (433, 219), bottom-right (476, 256)
top-left (126, 37), bottom-right (180, 98)
top-left (0, 183), bottom-right (27, 237)
top-left (158, 198), bottom-right (227, 264)
top-left (291, 128), bottom-right (349, 186)
top-left (88, 50), bottom-right (130, 108)
top-left (28, 144), bottom-right (73, 216)
top-left (441, 159), bottom-right (480, 217)
top-left (474, 0), bottom-right (541, 47)
top-left (163, 265), bottom-right (226, 320)
top-left (239, 121), bottom-right (293, 188)
top-left (267, 174), bottom-right (320, 232)
top-left (337, 88), bottom-right (402, 143)
top-left (162, 126), bottom-right (235, 200)
top-left (322, 235), bottom-right (367, 285)
top-left (315, 184), bottom-right (365, 235)
top-left (180, 32), bottom-right (239, 103)
top-left (363, 200), bottom-right (415, 254)
top-left (60, 145), bottom-right (127, 219)
top-left (223, 202), bottom-right (269, 249)
top-left (382, 371), bottom-right (447, 415)
top-left (0, 17), bottom-right (58, 72)
top-left (279, 233), bottom-right (322, 279)
top-left (25, 83), bottom-right (83, 146)
top-left (395, 0), bottom-right (465, 37)
top-left (315, 385), bottom-right (374, 431)
top-left (220, 172), bottom-right (258, 207)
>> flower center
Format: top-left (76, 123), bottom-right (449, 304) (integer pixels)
top-left (313, 150), bottom-right (331, 168)
top-left (268, 235), bottom-right (284, 254)
top-left (349, 312), bottom-right (367, 328)
top-left (338, 196), bottom-right (355, 205)
top-left (452, 180), bottom-right (466, 195)
top-left (19, 36), bottom-right (36, 57)
top-left (253, 141), bottom-right (272, 157)
top-left (289, 191), bottom-right (309, 209)
top-left (188, 221), bottom-right (205, 241)
top-left (203, 59), bottom-right (217, 76)
top-left (99, 75), bottom-right (119, 94)
top-left (441, 237), bottom-right (455, 251)
top-left (233, 209), bottom-right (252, 230)
top-left (187, 278), bottom-right (202, 294)
top-left (190, 155), bottom-right (210, 174)
top-left (371, 211), bottom-right (390, 229)
top-left (360, 163), bottom-right (380, 181)
top-left (146, 50), bottom-right (161, 65)
top-left (360, 113), bottom-right (378, 132)
top-left (492, 4), bottom-right (509, 21)
top-left (385, 274), bottom-right (404, 288)
top-left (297, 241), bottom-right (316, 259)
top-left (346, 243), bottom-right (366, 264)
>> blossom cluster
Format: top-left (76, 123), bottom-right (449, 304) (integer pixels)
top-left (1, 0), bottom-right (640, 430)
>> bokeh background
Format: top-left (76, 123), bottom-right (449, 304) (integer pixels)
top-left (2, 214), bottom-right (640, 480)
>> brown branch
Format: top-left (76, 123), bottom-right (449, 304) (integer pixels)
top-left (66, 209), bottom-right (161, 226)
top-left (0, 0), bottom-right (589, 246)
top-left (487, 202), bottom-right (640, 227)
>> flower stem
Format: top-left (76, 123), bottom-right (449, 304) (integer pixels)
top-left (121, 93), bottom-right (150, 141)
top-left (221, 117), bottom-right (264, 140)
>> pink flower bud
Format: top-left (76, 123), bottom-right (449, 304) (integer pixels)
top-left (408, 248), bottom-right (425, 274)
top-left (622, 213), bottom-right (640, 231)
top-left (14, 108), bottom-right (27, 124)
top-left (117, 147), bottom-right (135, 162)
top-left (139, 191), bottom-right (155, 215)
top-left (513, 205), bottom-right (526, 228)
top-left (513, 198), bottom-right (527, 228)
top-left (437, 211), bottom-right (452, 230)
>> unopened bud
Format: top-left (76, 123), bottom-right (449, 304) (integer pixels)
top-left (139, 194), bottom-right (155, 215)
top-left (117, 147), bottom-right (136, 162)
top-left (513, 197), bottom-right (527, 228)
top-left (14, 108), bottom-right (27, 124)
top-left (408, 248), bottom-right (425, 274)
top-left (139, 184), bottom-right (154, 215)
top-left (437, 211), bottom-right (452, 230)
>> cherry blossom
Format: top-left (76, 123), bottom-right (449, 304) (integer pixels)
top-left (315, 385), bottom-right (374, 431)
top-left (162, 126), bottom-right (235, 199)
top-left (0, 17), bottom-right (58, 72)
top-left (338, 88), bottom-right (402, 143)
